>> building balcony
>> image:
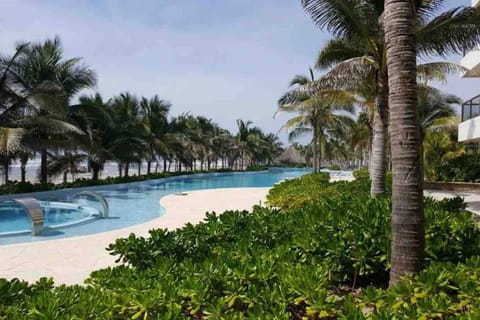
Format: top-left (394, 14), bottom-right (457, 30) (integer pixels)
top-left (459, 95), bottom-right (480, 142)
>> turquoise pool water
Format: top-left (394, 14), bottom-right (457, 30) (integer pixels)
top-left (0, 168), bottom-right (311, 244)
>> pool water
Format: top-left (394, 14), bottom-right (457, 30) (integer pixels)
top-left (0, 202), bottom-right (98, 235)
top-left (0, 168), bottom-right (312, 244)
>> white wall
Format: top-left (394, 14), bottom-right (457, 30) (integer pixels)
top-left (459, 116), bottom-right (480, 142)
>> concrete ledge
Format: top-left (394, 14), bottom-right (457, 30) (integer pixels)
top-left (424, 181), bottom-right (480, 194)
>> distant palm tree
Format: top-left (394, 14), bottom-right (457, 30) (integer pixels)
top-left (236, 119), bottom-right (254, 170)
top-left (109, 92), bottom-right (146, 177)
top-left (347, 114), bottom-right (371, 169)
top-left (72, 93), bottom-right (114, 182)
top-left (139, 95), bottom-right (171, 174)
top-left (47, 152), bottom-right (88, 184)
top-left (277, 69), bottom-right (356, 172)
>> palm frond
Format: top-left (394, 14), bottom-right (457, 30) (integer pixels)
top-left (316, 38), bottom-right (369, 69)
top-left (0, 127), bottom-right (24, 154)
top-left (301, 0), bottom-right (380, 44)
top-left (417, 6), bottom-right (480, 57)
top-left (417, 62), bottom-right (466, 83)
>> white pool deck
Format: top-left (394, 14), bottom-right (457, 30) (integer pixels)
top-left (1, 186), bottom-right (479, 286)
top-left (0, 187), bottom-right (270, 285)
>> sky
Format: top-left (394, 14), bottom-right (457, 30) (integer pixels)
top-left (0, 0), bottom-right (477, 143)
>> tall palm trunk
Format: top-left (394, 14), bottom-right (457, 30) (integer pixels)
top-left (147, 161), bottom-right (151, 175)
top-left (124, 163), bottom-right (129, 177)
top-left (91, 161), bottom-right (101, 183)
top-left (40, 149), bottom-right (48, 184)
top-left (118, 164), bottom-right (123, 178)
top-left (370, 75), bottom-right (388, 196)
top-left (19, 152), bottom-right (29, 183)
top-left (318, 131), bottom-right (323, 170)
top-left (312, 124), bottom-right (319, 173)
top-left (385, 0), bottom-right (424, 286)
top-left (3, 159), bottom-right (9, 185)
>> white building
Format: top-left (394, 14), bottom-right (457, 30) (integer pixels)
top-left (458, 0), bottom-right (480, 142)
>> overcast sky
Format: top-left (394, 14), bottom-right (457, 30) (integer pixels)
top-left (0, 0), bottom-right (477, 143)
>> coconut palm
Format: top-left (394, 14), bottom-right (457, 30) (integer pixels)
top-left (302, 0), bottom-right (480, 196)
top-left (384, 0), bottom-right (423, 285)
top-left (7, 37), bottom-right (96, 183)
top-left (71, 93), bottom-right (115, 182)
top-left (0, 46), bottom-right (31, 183)
top-left (418, 86), bottom-right (460, 137)
top-left (109, 92), bottom-right (146, 177)
top-left (47, 152), bottom-right (88, 184)
top-left (235, 119), bottom-right (255, 170)
top-left (276, 69), bottom-right (356, 172)
top-left (347, 113), bottom-right (371, 169)
top-left (139, 95), bottom-right (171, 174)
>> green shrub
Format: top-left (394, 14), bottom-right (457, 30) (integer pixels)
top-left (2, 175), bottom-right (480, 318)
top-left (353, 168), bottom-right (370, 180)
top-left (266, 173), bottom-right (330, 209)
top-left (437, 153), bottom-right (480, 182)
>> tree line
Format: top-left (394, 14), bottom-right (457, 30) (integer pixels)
top-left (0, 37), bottom-right (283, 184)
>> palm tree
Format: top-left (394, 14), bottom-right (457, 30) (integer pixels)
top-left (276, 69), bottom-right (356, 172)
top-left (384, 0), bottom-right (423, 285)
top-left (302, 0), bottom-right (480, 196)
top-left (8, 37), bottom-right (96, 184)
top-left (47, 152), bottom-right (88, 184)
top-left (418, 86), bottom-right (460, 138)
top-left (109, 92), bottom-right (146, 177)
top-left (347, 113), bottom-right (371, 169)
top-left (419, 88), bottom-right (462, 180)
top-left (0, 45), bottom-right (33, 183)
top-left (72, 93), bottom-right (115, 182)
top-left (236, 119), bottom-right (254, 170)
top-left (139, 95), bottom-right (171, 174)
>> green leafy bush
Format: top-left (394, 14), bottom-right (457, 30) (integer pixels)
top-left (266, 173), bottom-right (330, 209)
top-left (353, 168), bottom-right (370, 180)
top-left (2, 176), bottom-right (480, 318)
top-left (437, 153), bottom-right (480, 182)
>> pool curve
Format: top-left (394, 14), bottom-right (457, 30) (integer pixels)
top-left (0, 168), bottom-right (315, 245)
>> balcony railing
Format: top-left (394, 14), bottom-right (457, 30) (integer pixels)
top-left (462, 94), bottom-right (480, 122)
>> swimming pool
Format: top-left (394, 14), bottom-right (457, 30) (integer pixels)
top-left (0, 168), bottom-right (312, 244)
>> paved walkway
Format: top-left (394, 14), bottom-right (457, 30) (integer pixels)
top-left (425, 190), bottom-right (480, 215)
top-left (0, 187), bottom-right (269, 285)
